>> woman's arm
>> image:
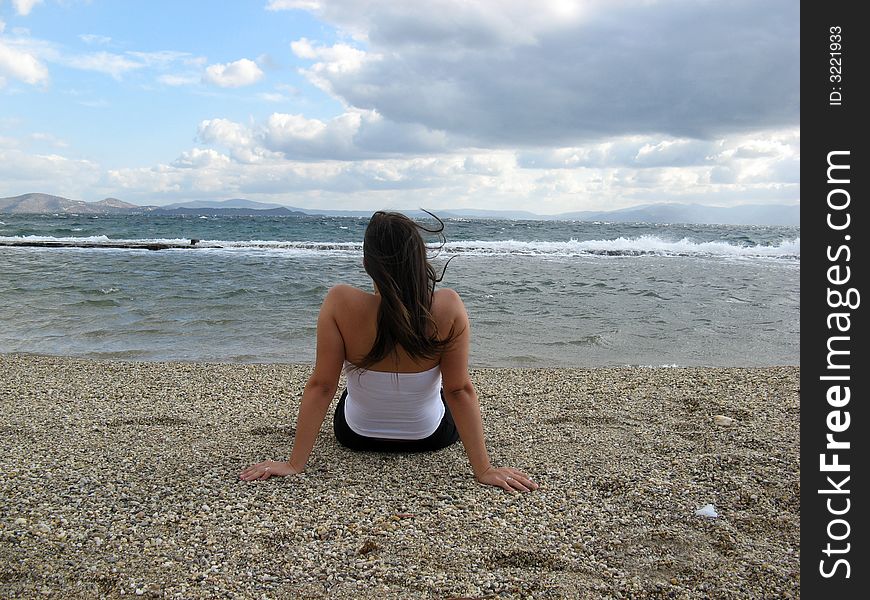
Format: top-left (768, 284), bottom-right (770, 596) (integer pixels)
top-left (240, 286), bottom-right (346, 481)
top-left (437, 290), bottom-right (539, 493)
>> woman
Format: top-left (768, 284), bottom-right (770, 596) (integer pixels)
top-left (240, 211), bottom-right (538, 493)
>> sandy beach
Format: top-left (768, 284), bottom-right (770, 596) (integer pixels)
top-left (0, 354), bottom-right (799, 599)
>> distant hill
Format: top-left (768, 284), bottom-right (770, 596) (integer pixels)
top-left (1, 193), bottom-right (800, 225)
top-left (161, 198), bottom-right (288, 210)
top-left (0, 193), bottom-right (139, 214)
top-left (287, 203), bottom-right (799, 225)
top-left (438, 208), bottom-right (541, 220)
top-left (148, 206), bottom-right (307, 217)
top-left (555, 203), bottom-right (800, 226)
top-left (0, 194), bottom-right (306, 217)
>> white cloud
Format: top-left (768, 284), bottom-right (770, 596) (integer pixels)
top-left (170, 148), bottom-right (232, 169)
top-left (30, 132), bottom-right (69, 148)
top-left (266, 1), bottom-right (322, 12)
top-left (93, 125), bottom-right (798, 211)
top-left (79, 34), bottom-right (112, 45)
top-left (198, 119), bottom-right (256, 147)
top-left (158, 73), bottom-right (200, 86)
top-left (1, 34), bottom-right (203, 83)
top-left (195, 109), bottom-right (451, 162)
top-left (197, 118), bottom-right (265, 163)
top-left (12, 0), bottom-right (44, 16)
top-left (64, 51), bottom-right (144, 79)
top-left (0, 19), bottom-right (6, 34)
top-left (203, 58), bottom-right (264, 88)
top-left (265, 112), bottom-right (330, 140)
top-left (0, 40), bottom-right (49, 86)
top-left (127, 50), bottom-right (200, 68)
top-left (290, 38), bottom-right (368, 94)
top-left (78, 98), bottom-right (110, 108)
top-left (0, 147), bottom-right (100, 199)
top-left (290, 38), bottom-right (366, 71)
top-left (257, 92), bottom-right (289, 102)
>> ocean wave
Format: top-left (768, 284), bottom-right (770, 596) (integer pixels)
top-left (0, 234), bottom-right (800, 260)
top-left (442, 236), bottom-right (800, 259)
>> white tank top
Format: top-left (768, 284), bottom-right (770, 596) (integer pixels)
top-left (343, 361), bottom-right (445, 440)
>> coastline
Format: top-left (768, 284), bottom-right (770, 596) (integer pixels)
top-left (0, 354), bottom-right (800, 598)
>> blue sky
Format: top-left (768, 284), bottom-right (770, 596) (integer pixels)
top-left (1, 0), bottom-right (800, 213)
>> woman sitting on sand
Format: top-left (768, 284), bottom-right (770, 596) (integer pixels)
top-left (240, 211), bottom-right (538, 493)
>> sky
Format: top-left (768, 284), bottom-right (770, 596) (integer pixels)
top-left (0, 0), bottom-right (800, 213)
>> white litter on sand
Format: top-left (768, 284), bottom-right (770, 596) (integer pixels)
top-left (695, 503), bottom-right (719, 518)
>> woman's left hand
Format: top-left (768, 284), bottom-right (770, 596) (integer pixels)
top-left (476, 466), bottom-right (539, 493)
top-left (239, 460), bottom-right (299, 481)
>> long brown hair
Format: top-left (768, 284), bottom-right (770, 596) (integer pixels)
top-left (357, 210), bottom-right (456, 369)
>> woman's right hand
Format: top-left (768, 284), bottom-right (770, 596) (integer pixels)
top-left (477, 466), bottom-right (539, 493)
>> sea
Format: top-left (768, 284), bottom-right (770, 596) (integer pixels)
top-left (0, 213), bottom-right (799, 368)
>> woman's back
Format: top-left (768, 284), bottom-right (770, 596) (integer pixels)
top-left (331, 284), bottom-right (457, 373)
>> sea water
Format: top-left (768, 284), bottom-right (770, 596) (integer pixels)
top-left (0, 214), bottom-right (799, 367)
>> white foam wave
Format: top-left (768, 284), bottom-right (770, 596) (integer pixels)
top-left (0, 234), bottom-right (799, 260)
top-left (443, 236), bottom-right (799, 259)
top-left (0, 234), bottom-right (200, 246)
top-left (3, 234), bottom-right (115, 243)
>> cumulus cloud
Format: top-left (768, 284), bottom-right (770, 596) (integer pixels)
top-left (290, 38), bottom-right (368, 95)
top-left (290, 38), bottom-right (366, 69)
top-left (278, 0), bottom-right (799, 146)
top-left (517, 137), bottom-right (710, 170)
top-left (0, 40), bottom-right (49, 86)
top-left (105, 152), bottom-right (468, 202)
top-left (12, 0), bottom-right (44, 16)
top-left (0, 148), bottom-right (100, 199)
top-left (170, 148), bottom-right (233, 169)
top-left (203, 58), bottom-right (264, 87)
top-left (196, 118), bottom-right (275, 163)
top-left (195, 108), bottom-right (452, 162)
top-left (96, 124), bottom-right (797, 211)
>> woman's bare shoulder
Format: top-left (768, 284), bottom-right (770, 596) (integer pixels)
top-left (328, 283), bottom-right (366, 296)
top-left (324, 284), bottom-right (374, 307)
top-left (432, 288), bottom-right (466, 316)
top-left (433, 287), bottom-right (462, 302)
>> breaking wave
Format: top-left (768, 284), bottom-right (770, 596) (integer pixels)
top-left (1, 235), bottom-right (799, 260)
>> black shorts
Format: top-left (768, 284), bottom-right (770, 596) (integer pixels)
top-left (333, 388), bottom-right (460, 452)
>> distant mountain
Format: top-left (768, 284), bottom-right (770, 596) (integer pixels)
top-left (0, 193), bottom-right (138, 214)
top-left (1, 193), bottom-right (800, 225)
top-left (148, 206), bottom-right (307, 217)
top-left (439, 208), bottom-right (541, 220)
top-left (0, 194), bottom-right (305, 217)
top-left (555, 203), bottom-right (800, 226)
top-left (161, 199), bottom-right (288, 210)
top-left (294, 204), bottom-right (799, 225)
